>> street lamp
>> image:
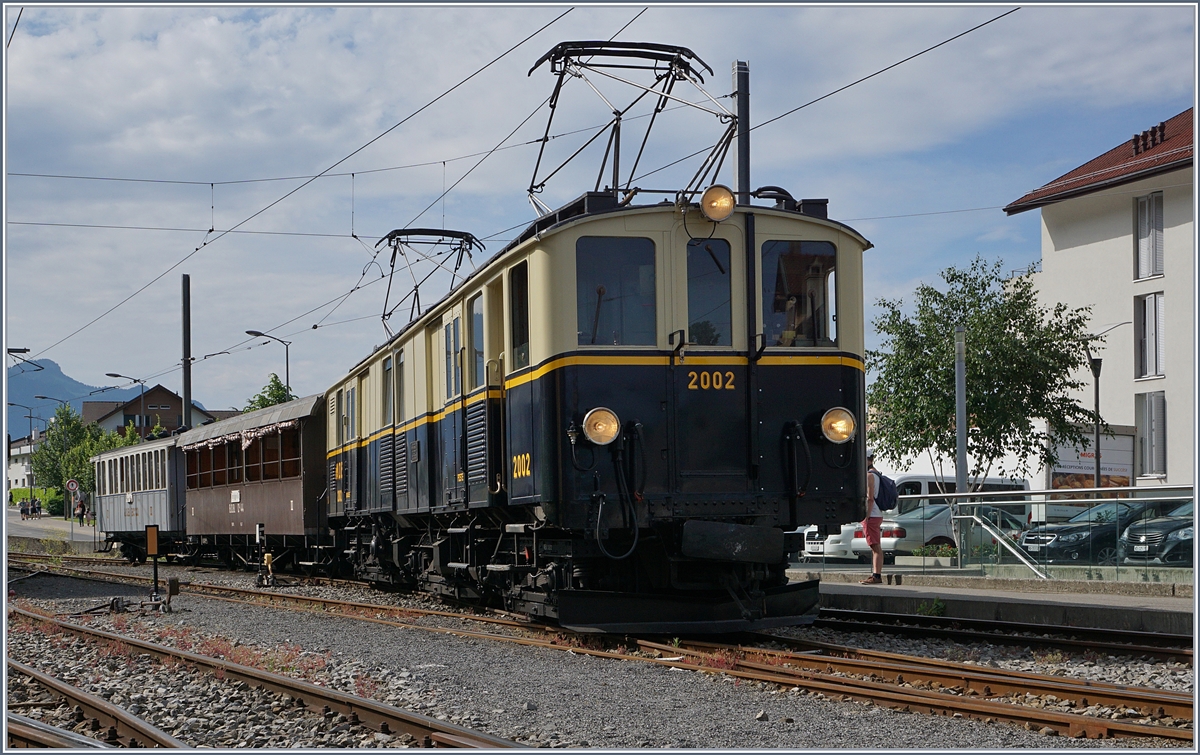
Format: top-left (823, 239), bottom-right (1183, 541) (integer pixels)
top-left (1081, 322), bottom-right (1132, 489)
top-left (246, 330), bottom-right (292, 399)
top-left (106, 373), bottom-right (147, 439)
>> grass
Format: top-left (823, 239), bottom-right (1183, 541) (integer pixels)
top-left (916, 597), bottom-right (947, 616)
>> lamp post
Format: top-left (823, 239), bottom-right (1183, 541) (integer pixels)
top-left (106, 373), bottom-right (147, 439)
top-left (1080, 322), bottom-right (1131, 490)
top-left (7, 402), bottom-right (35, 501)
top-left (246, 330), bottom-right (292, 399)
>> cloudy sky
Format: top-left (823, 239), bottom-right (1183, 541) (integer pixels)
top-left (3, 4), bottom-right (1195, 417)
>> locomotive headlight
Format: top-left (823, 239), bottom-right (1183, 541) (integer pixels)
top-left (820, 407), bottom-right (856, 444)
top-left (699, 184), bottom-right (736, 222)
top-left (582, 407), bottom-right (621, 445)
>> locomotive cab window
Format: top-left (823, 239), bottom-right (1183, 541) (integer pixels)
top-left (577, 236), bottom-right (656, 346)
top-left (687, 238), bottom-right (732, 346)
top-left (762, 240), bottom-right (837, 347)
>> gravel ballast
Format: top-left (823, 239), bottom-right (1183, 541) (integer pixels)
top-left (7, 567), bottom-right (1191, 749)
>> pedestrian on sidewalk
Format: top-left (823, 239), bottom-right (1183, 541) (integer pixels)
top-left (19, 500), bottom-right (28, 520)
top-left (74, 501), bottom-right (85, 526)
top-left (859, 449), bottom-right (885, 585)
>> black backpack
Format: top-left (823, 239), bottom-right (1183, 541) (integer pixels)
top-left (873, 470), bottom-right (899, 511)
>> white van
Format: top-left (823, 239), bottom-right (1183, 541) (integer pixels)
top-left (797, 474), bottom-right (1029, 562)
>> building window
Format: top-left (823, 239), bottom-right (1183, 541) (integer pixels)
top-left (1136, 192), bottom-right (1164, 279)
top-left (1136, 391), bottom-right (1166, 477)
top-left (1135, 292), bottom-right (1165, 378)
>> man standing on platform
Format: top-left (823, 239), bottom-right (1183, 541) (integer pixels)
top-left (859, 449), bottom-right (885, 585)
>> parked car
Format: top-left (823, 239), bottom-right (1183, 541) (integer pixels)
top-left (800, 475), bottom-right (1029, 561)
top-left (799, 523), bottom-right (857, 561)
top-left (1119, 501), bottom-right (1193, 566)
top-left (1019, 499), bottom-right (1182, 565)
top-left (847, 504), bottom-right (1026, 560)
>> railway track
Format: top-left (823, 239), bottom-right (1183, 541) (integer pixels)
top-left (814, 608), bottom-right (1194, 662)
top-left (12, 562), bottom-right (1193, 741)
top-left (7, 659), bottom-right (185, 748)
top-left (7, 608), bottom-right (519, 749)
top-left (6, 713), bottom-right (115, 749)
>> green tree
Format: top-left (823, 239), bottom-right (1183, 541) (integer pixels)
top-left (866, 256), bottom-right (1100, 487)
top-left (32, 406), bottom-right (139, 495)
top-left (244, 373), bottom-right (293, 411)
top-left (30, 404), bottom-right (92, 491)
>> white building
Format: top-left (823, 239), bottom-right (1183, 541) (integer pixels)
top-left (1005, 108), bottom-right (1193, 488)
top-left (7, 431), bottom-right (43, 491)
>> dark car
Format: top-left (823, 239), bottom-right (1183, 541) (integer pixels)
top-left (1119, 501), bottom-right (1193, 566)
top-left (1019, 499), bottom-right (1181, 565)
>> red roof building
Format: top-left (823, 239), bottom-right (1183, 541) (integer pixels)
top-left (1005, 108), bottom-right (1193, 215)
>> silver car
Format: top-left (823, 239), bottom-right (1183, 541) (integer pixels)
top-left (851, 504), bottom-right (1026, 558)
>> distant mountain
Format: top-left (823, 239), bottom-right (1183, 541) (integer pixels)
top-left (6, 360), bottom-right (141, 440)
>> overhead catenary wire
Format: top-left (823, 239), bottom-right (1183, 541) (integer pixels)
top-left (632, 7), bottom-right (1021, 184)
top-left (26, 7), bottom-right (573, 361)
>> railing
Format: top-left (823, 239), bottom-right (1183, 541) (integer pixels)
top-left (796, 484), bottom-right (1193, 583)
top-left (924, 485), bottom-right (1193, 581)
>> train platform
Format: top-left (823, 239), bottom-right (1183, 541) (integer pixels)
top-left (789, 566), bottom-right (1194, 636)
top-left (5, 505), bottom-right (106, 554)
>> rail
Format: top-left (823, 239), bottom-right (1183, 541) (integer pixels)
top-left (7, 659), bottom-right (185, 748)
top-left (6, 713), bottom-right (116, 749)
top-left (7, 608), bottom-right (520, 749)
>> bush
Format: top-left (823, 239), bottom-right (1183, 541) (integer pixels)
top-left (911, 544), bottom-right (957, 558)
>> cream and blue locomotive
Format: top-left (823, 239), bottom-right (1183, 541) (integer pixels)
top-left (325, 184), bottom-right (870, 632)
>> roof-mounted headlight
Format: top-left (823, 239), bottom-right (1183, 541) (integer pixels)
top-left (820, 407), bottom-right (856, 444)
top-left (582, 407), bottom-right (620, 445)
top-left (699, 184), bottom-right (735, 222)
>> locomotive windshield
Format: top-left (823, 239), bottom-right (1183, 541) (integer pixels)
top-left (687, 238), bottom-right (732, 346)
top-left (762, 240), bottom-right (837, 347)
top-left (576, 237), bottom-right (657, 346)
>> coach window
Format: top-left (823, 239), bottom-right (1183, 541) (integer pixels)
top-left (228, 442), bottom-right (242, 483)
top-left (761, 240), bottom-right (837, 347)
top-left (263, 431), bottom-right (281, 480)
top-left (282, 428), bottom-right (301, 478)
top-left (186, 451), bottom-right (198, 489)
top-left (577, 237), bottom-right (656, 346)
top-left (246, 439), bottom-right (262, 482)
top-left (510, 262), bottom-right (530, 369)
top-left (212, 444), bottom-right (228, 486)
top-left (468, 294), bottom-right (484, 389)
top-left (686, 238), bottom-right (732, 346)
top-left (199, 447), bottom-right (212, 488)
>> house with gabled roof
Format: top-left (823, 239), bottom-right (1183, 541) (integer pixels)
top-left (1005, 108), bottom-right (1193, 488)
top-left (83, 385), bottom-right (241, 438)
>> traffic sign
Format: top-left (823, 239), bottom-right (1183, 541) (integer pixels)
top-left (65, 479), bottom-right (79, 493)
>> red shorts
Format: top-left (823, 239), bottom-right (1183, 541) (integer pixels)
top-left (861, 516), bottom-right (883, 548)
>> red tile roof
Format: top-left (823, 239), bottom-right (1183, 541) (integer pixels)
top-left (1005, 108), bottom-right (1193, 215)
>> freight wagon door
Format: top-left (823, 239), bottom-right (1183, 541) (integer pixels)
top-left (670, 237), bottom-right (748, 490)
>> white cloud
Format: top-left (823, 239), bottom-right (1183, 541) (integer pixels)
top-left (4, 5), bottom-right (1194, 411)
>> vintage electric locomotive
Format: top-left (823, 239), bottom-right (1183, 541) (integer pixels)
top-left (325, 185), bottom-right (871, 631)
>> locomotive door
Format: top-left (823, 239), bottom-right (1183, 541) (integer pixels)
top-left (670, 236), bottom-right (748, 490)
top-left (436, 307), bottom-right (466, 507)
top-left (464, 288), bottom-right (504, 507)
